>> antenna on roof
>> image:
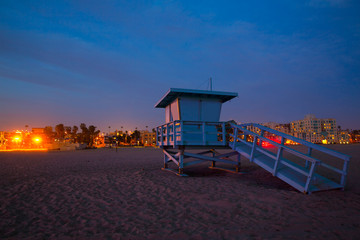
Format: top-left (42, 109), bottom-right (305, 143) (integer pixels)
top-left (209, 77), bottom-right (212, 91)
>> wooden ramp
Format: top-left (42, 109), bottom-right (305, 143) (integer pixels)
top-left (233, 142), bottom-right (342, 193)
top-left (230, 123), bottom-right (350, 194)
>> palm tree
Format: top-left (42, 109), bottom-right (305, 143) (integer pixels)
top-left (131, 130), bottom-right (141, 145)
top-left (44, 126), bottom-right (54, 143)
top-left (80, 123), bottom-right (88, 143)
top-left (88, 125), bottom-right (100, 147)
top-left (55, 124), bottom-right (65, 141)
top-left (72, 126), bottom-right (78, 143)
top-left (120, 126), bottom-right (124, 144)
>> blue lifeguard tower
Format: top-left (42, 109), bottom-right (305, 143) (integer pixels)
top-left (155, 88), bottom-right (239, 175)
top-left (155, 88), bottom-right (351, 194)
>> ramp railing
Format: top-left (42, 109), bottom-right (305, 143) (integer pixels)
top-left (229, 123), bottom-right (351, 193)
top-left (156, 120), bottom-right (227, 147)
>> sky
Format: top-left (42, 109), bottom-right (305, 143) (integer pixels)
top-left (0, 0), bottom-right (359, 132)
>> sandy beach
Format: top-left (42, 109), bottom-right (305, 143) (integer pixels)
top-left (1, 145), bottom-right (360, 239)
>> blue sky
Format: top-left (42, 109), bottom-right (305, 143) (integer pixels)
top-left (0, 0), bottom-right (359, 132)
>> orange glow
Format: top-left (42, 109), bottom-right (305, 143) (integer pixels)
top-left (0, 148), bottom-right (47, 152)
top-left (13, 136), bottom-right (22, 142)
top-left (33, 137), bottom-right (42, 143)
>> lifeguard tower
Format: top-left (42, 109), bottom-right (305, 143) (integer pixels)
top-left (155, 88), bottom-right (240, 175)
top-left (155, 88), bottom-right (351, 194)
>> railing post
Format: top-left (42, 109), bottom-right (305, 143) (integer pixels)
top-left (250, 136), bottom-right (258, 162)
top-left (169, 123), bottom-right (172, 143)
top-left (233, 127), bottom-right (238, 148)
top-left (160, 126), bottom-right (164, 146)
top-left (259, 129), bottom-right (264, 147)
top-left (202, 122), bottom-right (206, 145)
top-left (180, 121), bottom-right (184, 145)
top-left (222, 122), bottom-right (226, 146)
top-left (306, 147), bottom-right (312, 169)
top-left (166, 124), bottom-right (169, 146)
top-left (304, 161), bottom-right (317, 194)
top-left (172, 122), bottom-right (176, 147)
top-left (273, 137), bottom-right (285, 176)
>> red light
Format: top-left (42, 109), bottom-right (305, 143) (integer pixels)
top-left (262, 141), bottom-right (272, 147)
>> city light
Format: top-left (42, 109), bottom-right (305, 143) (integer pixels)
top-left (13, 136), bottom-right (22, 143)
top-left (33, 137), bottom-right (42, 143)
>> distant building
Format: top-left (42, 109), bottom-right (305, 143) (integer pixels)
top-left (140, 130), bottom-right (156, 146)
top-left (262, 122), bottom-right (291, 135)
top-left (351, 132), bottom-right (360, 143)
top-left (321, 118), bottom-right (338, 144)
top-left (338, 131), bottom-right (350, 144)
top-left (291, 114), bottom-right (337, 144)
top-left (234, 115), bottom-right (344, 145)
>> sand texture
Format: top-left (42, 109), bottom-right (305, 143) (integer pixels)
top-left (1, 145), bottom-right (360, 239)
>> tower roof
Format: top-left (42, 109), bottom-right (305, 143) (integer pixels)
top-left (155, 88), bottom-right (238, 108)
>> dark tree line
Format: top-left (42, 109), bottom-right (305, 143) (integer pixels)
top-left (44, 123), bottom-right (100, 146)
top-left (131, 130), bottom-right (141, 143)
